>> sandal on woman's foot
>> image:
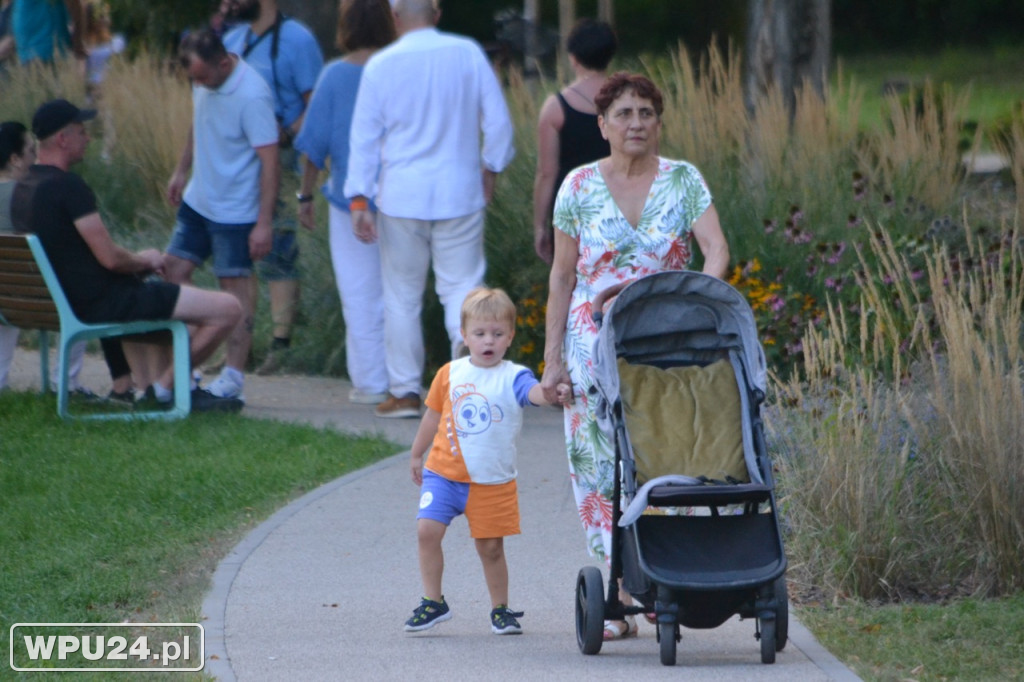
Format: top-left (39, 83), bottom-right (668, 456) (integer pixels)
top-left (603, 616), bottom-right (637, 641)
top-left (643, 612), bottom-right (657, 625)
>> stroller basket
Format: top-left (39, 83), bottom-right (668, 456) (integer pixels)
top-left (634, 513), bottom-right (783, 589)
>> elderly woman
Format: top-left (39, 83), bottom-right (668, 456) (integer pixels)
top-left (294, 0), bottom-right (396, 405)
top-left (539, 72), bottom-right (729, 640)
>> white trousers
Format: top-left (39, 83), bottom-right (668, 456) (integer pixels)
top-left (0, 329), bottom-right (85, 390)
top-left (329, 205), bottom-right (388, 394)
top-left (377, 211), bottom-right (486, 396)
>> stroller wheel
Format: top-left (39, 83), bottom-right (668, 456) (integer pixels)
top-left (575, 566), bottom-right (604, 655)
top-left (658, 621), bottom-right (678, 666)
top-left (759, 617), bottom-right (777, 664)
top-left (774, 575), bottom-right (789, 652)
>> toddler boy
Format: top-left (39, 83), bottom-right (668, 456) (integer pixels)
top-left (404, 287), bottom-right (569, 635)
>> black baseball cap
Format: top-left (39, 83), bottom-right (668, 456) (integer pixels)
top-left (32, 99), bottom-right (97, 140)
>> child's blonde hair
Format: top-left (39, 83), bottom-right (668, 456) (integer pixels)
top-left (460, 287), bottom-right (516, 330)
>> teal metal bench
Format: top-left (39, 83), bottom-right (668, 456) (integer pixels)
top-left (0, 233), bottom-right (191, 420)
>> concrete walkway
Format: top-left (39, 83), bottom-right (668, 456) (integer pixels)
top-left (8, 349), bottom-right (861, 681)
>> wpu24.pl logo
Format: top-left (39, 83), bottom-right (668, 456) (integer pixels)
top-left (9, 623), bottom-right (204, 672)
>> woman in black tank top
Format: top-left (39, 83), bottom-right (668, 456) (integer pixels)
top-left (532, 19), bottom-right (617, 264)
top-left (555, 92), bottom-right (608, 191)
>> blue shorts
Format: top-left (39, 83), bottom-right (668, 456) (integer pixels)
top-left (417, 470), bottom-right (520, 539)
top-left (167, 202), bottom-right (254, 278)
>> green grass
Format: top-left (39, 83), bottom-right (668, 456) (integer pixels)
top-left (0, 391), bottom-right (397, 679)
top-left (798, 595), bottom-right (1024, 681)
top-left (836, 45), bottom-right (1024, 134)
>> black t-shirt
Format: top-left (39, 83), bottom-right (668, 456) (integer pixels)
top-left (11, 164), bottom-right (140, 317)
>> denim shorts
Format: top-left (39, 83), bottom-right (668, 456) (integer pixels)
top-left (167, 202), bottom-right (254, 278)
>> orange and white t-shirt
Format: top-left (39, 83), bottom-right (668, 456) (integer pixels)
top-left (423, 358), bottom-right (539, 485)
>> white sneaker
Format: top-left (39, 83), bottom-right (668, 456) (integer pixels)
top-left (349, 388), bottom-right (388, 405)
top-left (207, 371), bottom-right (244, 399)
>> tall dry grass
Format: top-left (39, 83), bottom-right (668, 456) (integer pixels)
top-left (0, 60), bottom-right (87, 125)
top-left (101, 53), bottom-right (191, 202)
top-left (994, 116), bottom-right (1024, 220)
top-left (860, 83), bottom-right (974, 210)
top-left (770, 222), bottom-right (1024, 600)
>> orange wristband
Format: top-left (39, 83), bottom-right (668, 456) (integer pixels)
top-left (349, 197), bottom-right (369, 211)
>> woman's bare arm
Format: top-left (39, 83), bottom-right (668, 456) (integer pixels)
top-left (692, 204), bottom-right (729, 279)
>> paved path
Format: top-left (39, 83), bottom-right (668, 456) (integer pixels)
top-left (8, 348), bottom-right (861, 681)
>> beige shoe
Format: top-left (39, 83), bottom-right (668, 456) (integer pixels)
top-left (374, 392), bottom-right (422, 418)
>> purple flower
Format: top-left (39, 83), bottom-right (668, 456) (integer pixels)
top-left (826, 242), bottom-right (847, 265)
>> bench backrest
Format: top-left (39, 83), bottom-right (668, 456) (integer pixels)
top-left (0, 233), bottom-right (62, 331)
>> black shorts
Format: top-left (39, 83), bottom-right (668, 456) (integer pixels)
top-left (79, 280), bottom-right (181, 324)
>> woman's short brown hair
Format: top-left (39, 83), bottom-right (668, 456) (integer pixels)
top-left (336, 0), bottom-right (396, 53)
top-left (594, 71), bottom-right (664, 118)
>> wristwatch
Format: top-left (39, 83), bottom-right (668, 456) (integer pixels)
top-left (296, 192), bottom-right (314, 203)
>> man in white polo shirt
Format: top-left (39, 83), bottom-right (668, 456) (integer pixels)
top-left (344, 0), bottom-right (515, 419)
top-left (164, 28), bottom-right (280, 406)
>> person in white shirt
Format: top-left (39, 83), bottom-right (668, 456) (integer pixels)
top-left (344, 0), bottom-right (515, 419)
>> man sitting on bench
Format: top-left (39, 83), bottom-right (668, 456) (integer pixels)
top-left (11, 99), bottom-right (244, 412)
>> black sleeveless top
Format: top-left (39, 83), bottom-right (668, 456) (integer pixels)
top-left (555, 92), bottom-right (609, 195)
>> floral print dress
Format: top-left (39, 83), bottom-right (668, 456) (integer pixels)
top-left (552, 157), bottom-right (713, 561)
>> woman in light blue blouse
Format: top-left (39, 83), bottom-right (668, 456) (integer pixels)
top-left (294, 0), bottom-right (395, 404)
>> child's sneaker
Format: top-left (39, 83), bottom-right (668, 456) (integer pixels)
top-left (490, 605), bottom-right (524, 635)
top-left (404, 597), bottom-right (451, 632)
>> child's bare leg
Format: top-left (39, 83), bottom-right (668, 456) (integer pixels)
top-left (475, 537), bottom-right (508, 608)
top-left (417, 518), bottom-right (447, 601)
